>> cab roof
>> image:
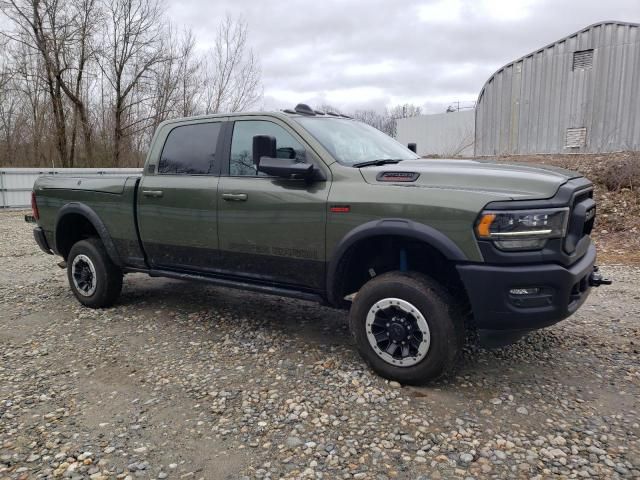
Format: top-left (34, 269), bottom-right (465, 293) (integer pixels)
top-left (158, 104), bottom-right (352, 128)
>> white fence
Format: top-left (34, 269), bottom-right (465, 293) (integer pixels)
top-left (0, 168), bottom-right (142, 209)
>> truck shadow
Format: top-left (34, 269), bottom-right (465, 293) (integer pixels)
top-left (117, 273), bottom-right (568, 383)
top-left (118, 273), bottom-right (352, 348)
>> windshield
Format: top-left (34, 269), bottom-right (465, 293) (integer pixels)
top-left (294, 117), bottom-right (420, 166)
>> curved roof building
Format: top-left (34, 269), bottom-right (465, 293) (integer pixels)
top-left (475, 21), bottom-right (640, 156)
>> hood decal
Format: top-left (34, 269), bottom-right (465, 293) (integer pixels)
top-left (376, 171), bottom-right (420, 182)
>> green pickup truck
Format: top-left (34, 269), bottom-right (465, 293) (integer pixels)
top-left (29, 104), bottom-right (609, 384)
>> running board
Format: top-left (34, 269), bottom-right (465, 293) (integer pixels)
top-left (141, 268), bottom-right (325, 303)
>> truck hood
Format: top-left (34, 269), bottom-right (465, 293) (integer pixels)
top-left (359, 159), bottom-right (583, 200)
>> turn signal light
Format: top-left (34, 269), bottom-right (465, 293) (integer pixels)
top-left (475, 213), bottom-right (495, 237)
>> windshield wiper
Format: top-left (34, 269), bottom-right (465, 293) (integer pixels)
top-left (352, 159), bottom-right (404, 168)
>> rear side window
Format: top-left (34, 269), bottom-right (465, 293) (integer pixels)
top-left (158, 122), bottom-right (221, 175)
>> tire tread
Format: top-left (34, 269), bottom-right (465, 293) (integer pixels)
top-left (67, 237), bottom-right (122, 308)
top-left (349, 271), bottom-right (464, 385)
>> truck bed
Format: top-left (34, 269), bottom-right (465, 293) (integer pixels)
top-left (33, 175), bottom-right (145, 268)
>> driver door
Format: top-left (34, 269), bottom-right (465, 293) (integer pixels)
top-left (217, 117), bottom-right (330, 291)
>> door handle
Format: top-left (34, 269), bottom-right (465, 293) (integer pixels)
top-left (142, 190), bottom-right (164, 198)
top-left (222, 193), bottom-right (248, 201)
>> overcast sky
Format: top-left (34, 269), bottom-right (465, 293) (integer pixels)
top-left (168, 0), bottom-right (640, 114)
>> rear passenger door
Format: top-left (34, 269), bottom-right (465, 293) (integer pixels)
top-left (216, 117), bottom-right (330, 291)
top-left (137, 120), bottom-right (224, 271)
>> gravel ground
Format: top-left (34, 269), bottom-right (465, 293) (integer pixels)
top-left (1, 210), bottom-right (639, 480)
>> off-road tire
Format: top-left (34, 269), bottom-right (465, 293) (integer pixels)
top-left (349, 271), bottom-right (463, 385)
top-left (67, 238), bottom-right (123, 308)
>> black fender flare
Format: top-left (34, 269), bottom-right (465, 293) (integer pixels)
top-left (54, 202), bottom-right (123, 267)
top-left (326, 218), bottom-right (468, 306)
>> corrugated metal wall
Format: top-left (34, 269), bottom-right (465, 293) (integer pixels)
top-left (0, 168), bottom-right (142, 208)
top-left (396, 110), bottom-right (475, 157)
top-left (475, 21), bottom-right (640, 156)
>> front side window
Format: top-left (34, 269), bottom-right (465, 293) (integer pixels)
top-left (158, 122), bottom-right (221, 175)
top-left (230, 120), bottom-right (306, 176)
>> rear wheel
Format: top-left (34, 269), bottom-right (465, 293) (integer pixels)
top-left (349, 271), bottom-right (462, 384)
top-left (67, 238), bottom-right (122, 308)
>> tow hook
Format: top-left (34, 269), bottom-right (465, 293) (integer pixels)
top-left (589, 266), bottom-right (612, 287)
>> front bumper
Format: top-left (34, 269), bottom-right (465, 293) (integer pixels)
top-left (33, 227), bottom-right (53, 255)
top-left (457, 242), bottom-right (597, 334)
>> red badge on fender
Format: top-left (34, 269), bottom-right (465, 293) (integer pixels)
top-left (330, 205), bottom-right (350, 213)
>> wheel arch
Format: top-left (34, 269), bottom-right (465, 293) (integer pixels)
top-left (54, 203), bottom-right (122, 267)
top-left (326, 219), bottom-right (469, 307)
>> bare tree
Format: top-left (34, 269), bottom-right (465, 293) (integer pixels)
top-left (388, 103), bottom-right (422, 120)
top-left (175, 30), bottom-right (201, 118)
top-left (314, 103), bottom-right (422, 138)
top-left (1, 0), bottom-right (73, 165)
top-left (386, 103), bottom-right (422, 137)
top-left (148, 28), bottom-right (200, 133)
top-left (0, 3), bottom-right (263, 168)
top-left (1, 0), bottom-right (100, 166)
top-left (0, 53), bottom-right (19, 164)
top-left (62, 0), bottom-right (100, 165)
top-left (98, 0), bottom-right (166, 166)
top-left (352, 110), bottom-right (396, 137)
top-left (5, 40), bottom-right (51, 165)
top-left (202, 15), bottom-right (261, 114)
top-left (442, 123), bottom-right (475, 157)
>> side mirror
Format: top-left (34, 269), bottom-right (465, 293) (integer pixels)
top-left (252, 135), bottom-right (277, 166)
top-left (408, 143), bottom-right (417, 153)
top-left (257, 157), bottom-right (314, 179)
top-left (253, 134), bottom-right (323, 181)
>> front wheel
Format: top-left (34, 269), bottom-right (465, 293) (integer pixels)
top-left (349, 272), bottom-right (462, 385)
top-left (67, 238), bottom-right (123, 308)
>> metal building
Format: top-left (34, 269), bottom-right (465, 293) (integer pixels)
top-left (475, 21), bottom-right (640, 156)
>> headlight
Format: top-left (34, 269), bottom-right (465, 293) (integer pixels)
top-left (475, 208), bottom-right (569, 251)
